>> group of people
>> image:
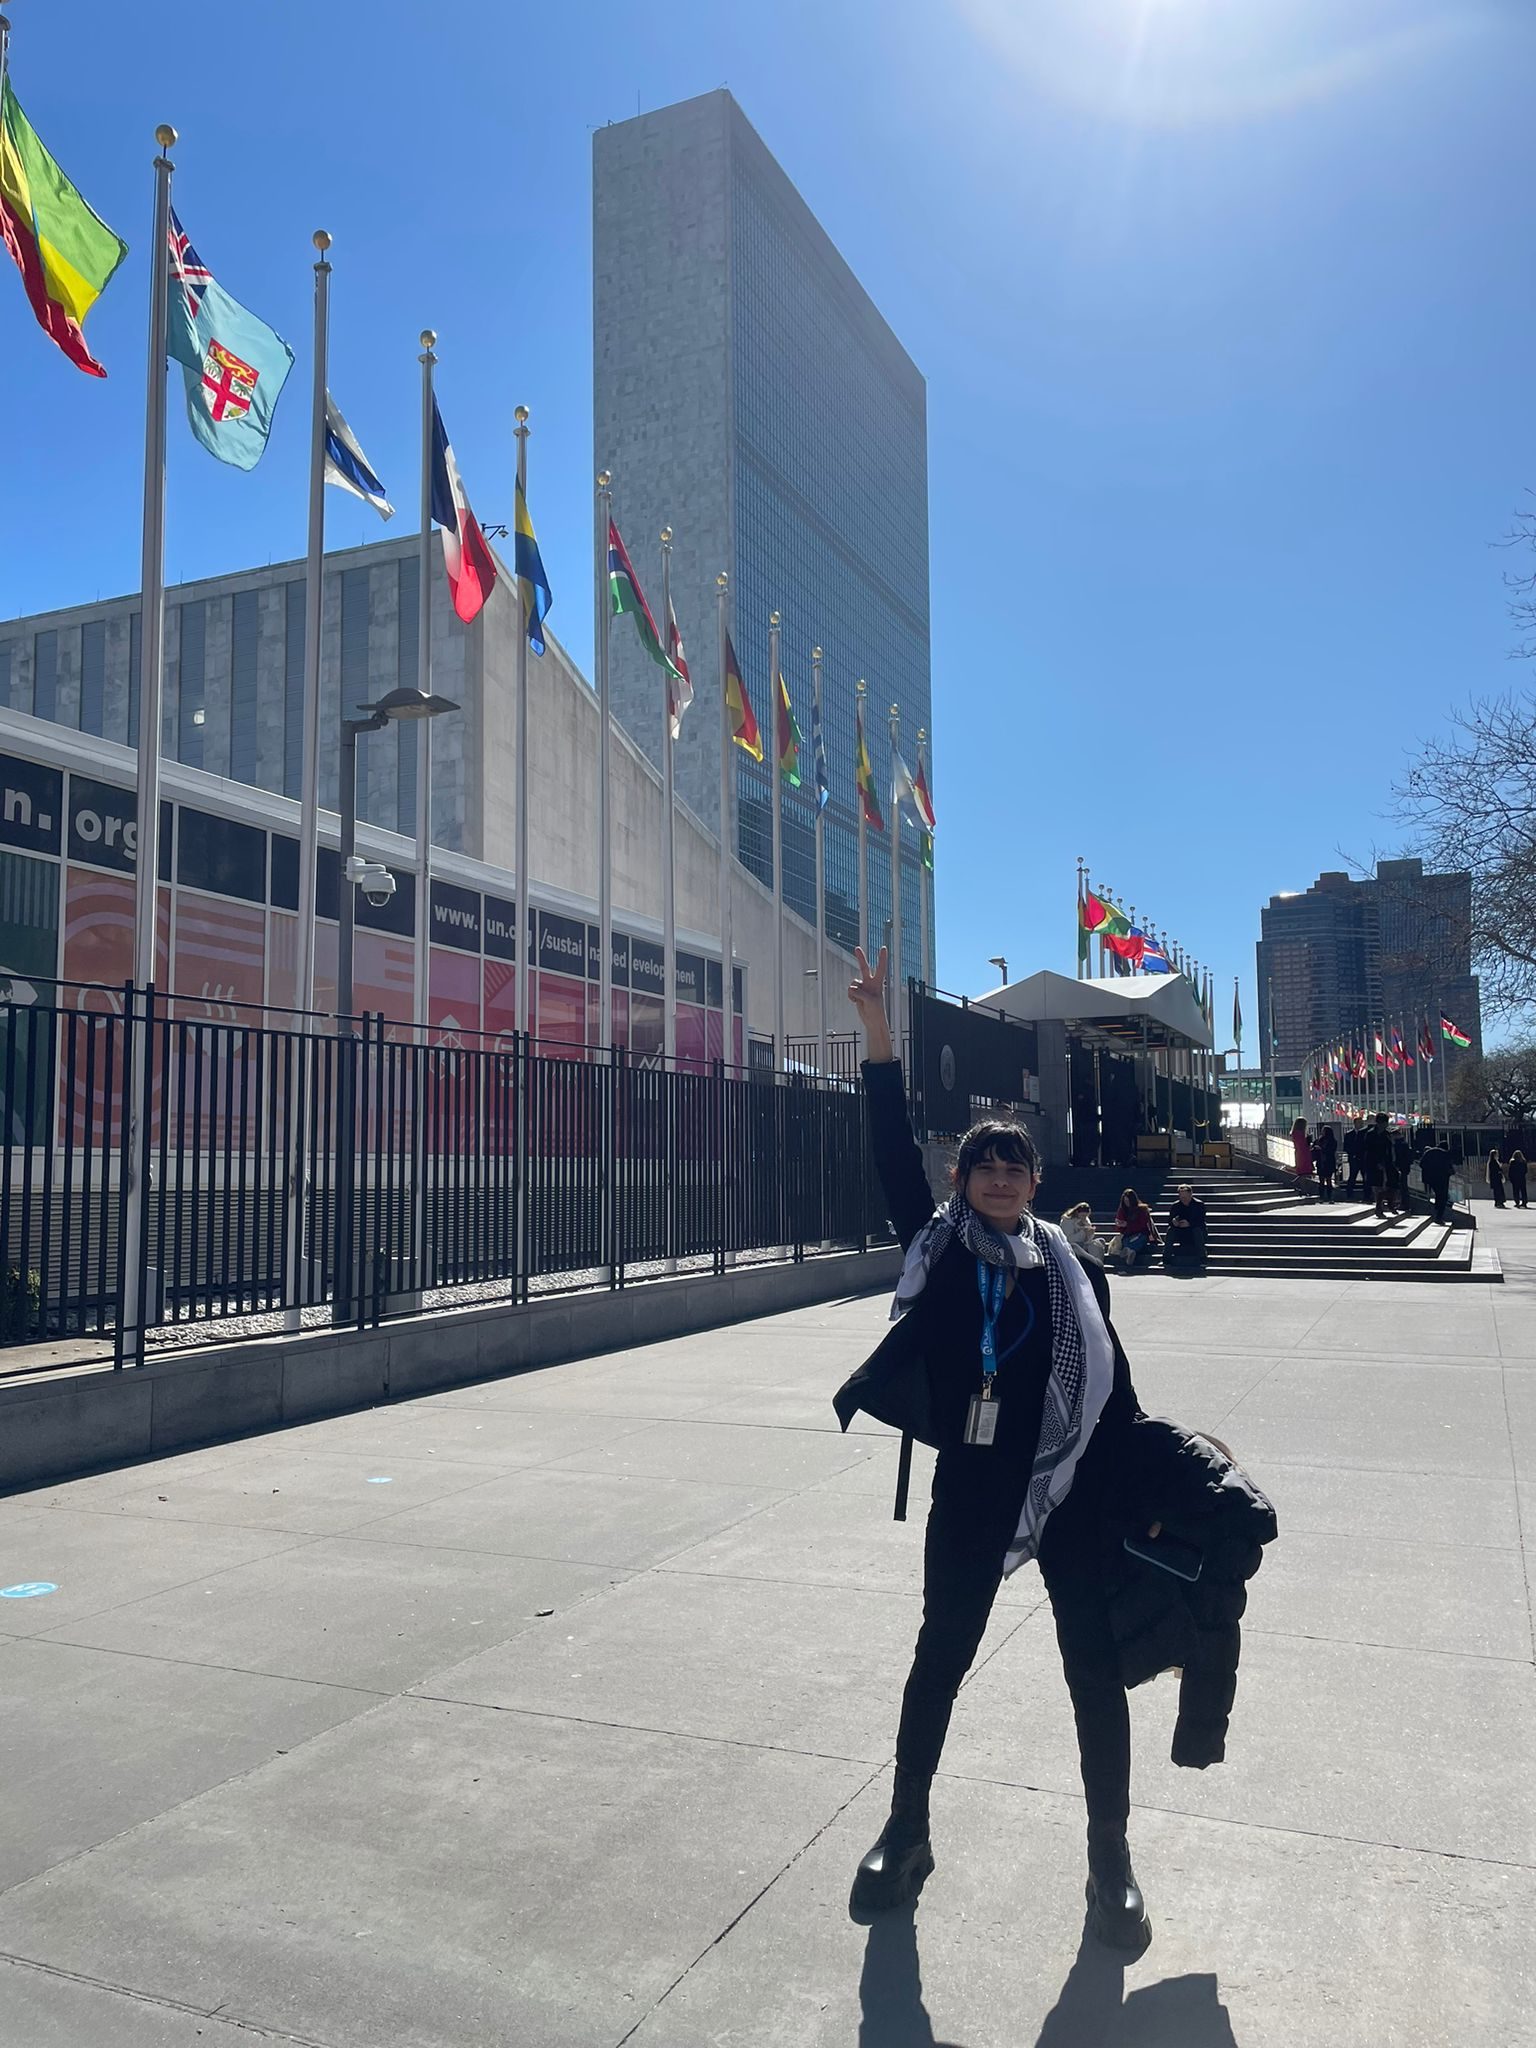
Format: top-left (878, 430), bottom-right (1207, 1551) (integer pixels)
top-left (1060, 1186), bottom-right (1208, 1272)
top-left (1485, 1148), bottom-right (1529, 1210)
top-left (1289, 1115), bottom-right (1468, 1224)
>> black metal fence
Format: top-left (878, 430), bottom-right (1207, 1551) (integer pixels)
top-left (0, 984), bottom-right (893, 1370)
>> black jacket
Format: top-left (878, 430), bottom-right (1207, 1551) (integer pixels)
top-left (1419, 1144), bottom-right (1453, 1190)
top-left (832, 1062), bottom-right (1139, 1483)
top-left (1100, 1418), bottom-right (1278, 1767)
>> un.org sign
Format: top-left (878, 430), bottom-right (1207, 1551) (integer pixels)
top-left (0, 755), bottom-right (156, 877)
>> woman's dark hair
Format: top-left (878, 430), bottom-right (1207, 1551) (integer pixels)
top-left (1119, 1187), bottom-right (1140, 1211)
top-left (952, 1118), bottom-right (1041, 1186)
top-left (1290, 1118), bottom-right (1308, 1137)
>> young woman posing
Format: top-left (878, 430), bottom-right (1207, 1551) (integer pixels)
top-left (840, 948), bottom-right (1150, 1949)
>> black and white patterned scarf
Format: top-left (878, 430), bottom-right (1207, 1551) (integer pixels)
top-left (890, 1198), bottom-right (1115, 1575)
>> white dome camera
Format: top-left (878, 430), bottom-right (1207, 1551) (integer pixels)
top-left (345, 855), bottom-right (397, 909)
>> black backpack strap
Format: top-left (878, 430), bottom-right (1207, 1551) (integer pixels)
top-left (894, 1431), bottom-right (914, 1522)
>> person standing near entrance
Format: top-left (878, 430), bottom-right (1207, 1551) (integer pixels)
top-left (1487, 1149), bottom-right (1508, 1209)
top-left (1508, 1150), bottom-right (1529, 1209)
top-left (1290, 1119), bottom-right (1315, 1199)
top-left (839, 946), bottom-right (1151, 1949)
top-left (1419, 1137), bottom-right (1454, 1225)
top-left (1362, 1113), bottom-right (1396, 1221)
top-left (1313, 1125), bottom-right (1338, 1202)
top-left (1342, 1123), bottom-right (1364, 1196)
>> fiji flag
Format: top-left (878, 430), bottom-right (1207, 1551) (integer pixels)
top-left (166, 208), bottom-right (293, 469)
top-left (324, 395), bottom-right (393, 518)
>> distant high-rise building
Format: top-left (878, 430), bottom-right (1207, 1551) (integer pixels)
top-left (1257, 858), bottom-right (1481, 1075)
top-left (593, 90), bottom-right (933, 974)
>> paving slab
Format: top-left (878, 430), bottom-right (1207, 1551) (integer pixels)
top-left (0, 1696), bottom-right (871, 2048)
top-left (14, 1444), bottom-right (522, 1538)
top-left (343, 1464), bottom-right (786, 1570)
top-left (1255, 1459), bottom-right (1523, 1549)
top-left (656, 1481), bottom-right (1044, 1606)
top-left (620, 1773), bottom-right (1536, 2048)
top-left (1250, 1524), bottom-right (1532, 1659)
top-left (267, 1399), bottom-right (654, 1470)
top-left (45, 1536), bottom-right (623, 1693)
top-left (0, 1507), bottom-right (302, 1637)
top-left (0, 1636), bottom-right (375, 1891)
top-left (418, 1566), bottom-right (1020, 1764)
top-left (539, 1415), bottom-right (885, 1489)
top-left (1218, 1357), bottom-right (1512, 1475)
top-left (0, 1959), bottom-right (322, 2048)
top-left (945, 1607), bottom-right (1536, 1866)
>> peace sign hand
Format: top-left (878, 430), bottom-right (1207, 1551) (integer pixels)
top-left (848, 946), bottom-right (894, 1063)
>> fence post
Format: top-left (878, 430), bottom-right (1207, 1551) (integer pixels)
top-left (116, 980), bottom-right (155, 1367)
top-left (332, 1018), bottom-right (358, 1326)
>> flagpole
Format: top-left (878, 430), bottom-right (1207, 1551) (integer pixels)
top-left (596, 474), bottom-right (614, 1049)
top-left (122, 122), bottom-right (176, 1363)
top-left (917, 728), bottom-right (931, 996)
top-left (889, 702), bottom-right (903, 1051)
top-left (283, 226), bottom-right (332, 1330)
top-left (769, 611), bottom-right (785, 1071)
top-left (856, 679), bottom-right (869, 963)
top-left (413, 331), bottom-right (437, 1032)
top-left (716, 571), bottom-right (734, 1066)
top-left (513, 405), bottom-right (532, 1046)
top-left (294, 230), bottom-right (331, 1027)
top-left (660, 528), bottom-right (678, 1064)
top-left (813, 647), bottom-right (828, 1076)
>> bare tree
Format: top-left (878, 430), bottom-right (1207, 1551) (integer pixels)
top-left (1395, 693), bottom-right (1536, 1015)
top-left (1449, 1041), bottom-right (1536, 1127)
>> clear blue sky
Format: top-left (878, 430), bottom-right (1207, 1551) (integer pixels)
top-left (3, 0), bottom-right (1533, 1043)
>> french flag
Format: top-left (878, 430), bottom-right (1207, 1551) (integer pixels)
top-left (430, 401), bottom-right (498, 622)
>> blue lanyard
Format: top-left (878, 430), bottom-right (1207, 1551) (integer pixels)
top-left (976, 1260), bottom-right (1006, 1390)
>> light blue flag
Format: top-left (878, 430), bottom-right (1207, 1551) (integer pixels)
top-left (166, 208), bottom-right (293, 470)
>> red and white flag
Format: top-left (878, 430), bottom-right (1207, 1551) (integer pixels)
top-left (666, 597), bottom-right (693, 739)
top-left (429, 400), bottom-right (497, 622)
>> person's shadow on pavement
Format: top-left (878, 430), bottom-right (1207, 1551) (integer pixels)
top-left (856, 1909), bottom-right (968, 2048)
top-left (1034, 1935), bottom-right (1240, 2047)
top-left (856, 1915), bottom-right (1240, 2048)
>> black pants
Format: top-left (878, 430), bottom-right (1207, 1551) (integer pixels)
top-left (894, 1454), bottom-right (1130, 1837)
top-left (1512, 1177), bottom-right (1528, 1209)
top-left (1427, 1180), bottom-right (1450, 1224)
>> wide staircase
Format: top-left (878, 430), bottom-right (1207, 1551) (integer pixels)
top-left (1040, 1163), bottom-right (1501, 1284)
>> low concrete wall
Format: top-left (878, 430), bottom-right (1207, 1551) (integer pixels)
top-left (0, 1247), bottom-right (902, 1497)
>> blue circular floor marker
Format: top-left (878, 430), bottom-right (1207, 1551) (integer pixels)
top-left (1, 1582), bottom-right (58, 1599)
top-left (365, 1476), bottom-right (394, 1485)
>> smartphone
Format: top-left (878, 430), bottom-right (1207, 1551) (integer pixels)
top-left (1123, 1530), bottom-right (1203, 1583)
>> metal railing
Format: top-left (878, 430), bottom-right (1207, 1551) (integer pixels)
top-left (0, 984), bottom-right (894, 1370)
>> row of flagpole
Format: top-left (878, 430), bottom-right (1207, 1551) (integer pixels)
top-left (1299, 1016), bottom-right (1463, 1128)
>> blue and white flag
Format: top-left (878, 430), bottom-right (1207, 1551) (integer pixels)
top-left (811, 688), bottom-right (830, 813)
top-left (324, 394), bottom-right (394, 518)
top-left (166, 208), bottom-right (293, 470)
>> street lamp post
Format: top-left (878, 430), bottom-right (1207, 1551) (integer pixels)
top-left (333, 685), bottom-right (458, 1326)
top-left (988, 954), bottom-right (1008, 989)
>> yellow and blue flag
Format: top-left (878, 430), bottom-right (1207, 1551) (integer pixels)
top-left (514, 478), bottom-right (551, 653)
top-left (166, 208), bottom-right (293, 470)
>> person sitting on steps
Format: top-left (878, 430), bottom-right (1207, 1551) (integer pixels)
top-left (1163, 1184), bottom-right (1208, 1266)
top-left (1113, 1189), bottom-right (1159, 1271)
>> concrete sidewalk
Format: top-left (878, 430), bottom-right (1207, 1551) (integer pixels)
top-left (2, 1258), bottom-right (1534, 2047)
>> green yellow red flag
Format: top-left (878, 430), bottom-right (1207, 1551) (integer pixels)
top-left (1, 78), bottom-right (126, 376)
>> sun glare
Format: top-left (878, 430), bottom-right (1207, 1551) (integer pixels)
top-left (954, 0), bottom-right (1487, 126)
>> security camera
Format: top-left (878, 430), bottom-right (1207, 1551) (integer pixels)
top-left (345, 856), bottom-right (397, 909)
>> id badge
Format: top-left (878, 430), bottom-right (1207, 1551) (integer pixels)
top-left (963, 1390), bottom-right (1000, 1446)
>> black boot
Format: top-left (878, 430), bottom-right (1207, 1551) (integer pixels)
top-left (850, 1769), bottom-right (935, 1916)
top-left (1085, 1830), bottom-right (1151, 1952)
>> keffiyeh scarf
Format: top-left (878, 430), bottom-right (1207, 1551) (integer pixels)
top-left (890, 1197), bottom-right (1116, 1575)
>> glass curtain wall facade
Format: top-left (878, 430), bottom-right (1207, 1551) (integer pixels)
top-left (593, 91), bottom-right (933, 980)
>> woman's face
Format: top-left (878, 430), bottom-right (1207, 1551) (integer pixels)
top-left (963, 1148), bottom-right (1038, 1228)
